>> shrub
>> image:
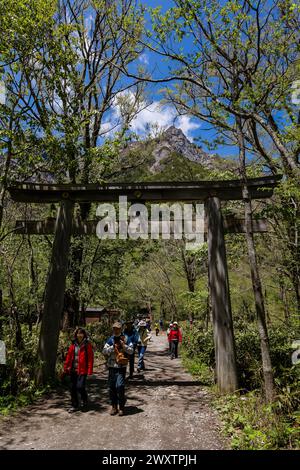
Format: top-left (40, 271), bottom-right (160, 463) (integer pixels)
top-left (182, 321), bottom-right (299, 392)
top-left (0, 324), bottom-right (48, 415)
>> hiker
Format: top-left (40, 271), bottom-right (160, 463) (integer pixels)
top-left (169, 321), bottom-right (182, 359)
top-left (154, 322), bottom-right (160, 336)
top-left (167, 322), bottom-right (173, 354)
top-left (159, 318), bottom-right (164, 331)
top-left (123, 319), bottom-right (139, 379)
top-left (103, 321), bottom-right (133, 416)
top-left (64, 327), bottom-right (94, 412)
top-left (137, 320), bottom-right (152, 372)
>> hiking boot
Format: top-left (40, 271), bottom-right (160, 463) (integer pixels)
top-left (110, 406), bottom-right (118, 416)
top-left (68, 406), bottom-right (79, 413)
top-left (118, 408), bottom-right (124, 416)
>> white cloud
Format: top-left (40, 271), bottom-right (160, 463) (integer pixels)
top-left (139, 54), bottom-right (149, 66)
top-left (100, 93), bottom-right (200, 141)
top-left (176, 115), bottom-right (200, 140)
top-left (129, 101), bottom-right (200, 141)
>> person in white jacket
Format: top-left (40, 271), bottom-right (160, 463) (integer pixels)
top-left (137, 320), bottom-right (152, 372)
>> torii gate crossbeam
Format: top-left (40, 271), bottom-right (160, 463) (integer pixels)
top-left (8, 175), bottom-right (282, 390)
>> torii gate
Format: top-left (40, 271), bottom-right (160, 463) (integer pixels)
top-left (8, 175), bottom-right (282, 391)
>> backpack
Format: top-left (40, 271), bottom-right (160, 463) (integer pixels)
top-left (114, 338), bottom-right (129, 366)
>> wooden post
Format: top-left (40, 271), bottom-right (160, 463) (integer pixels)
top-left (205, 197), bottom-right (238, 393)
top-left (37, 198), bottom-right (74, 383)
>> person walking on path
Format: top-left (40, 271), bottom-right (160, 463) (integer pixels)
top-left (123, 319), bottom-right (139, 379)
top-left (64, 328), bottom-right (94, 412)
top-left (167, 322), bottom-right (173, 354)
top-left (169, 322), bottom-right (182, 360)
top-left (103, 322), bottom-right (133, 416)
top-left (159, 318), bottom-right (163, 331)
top-left (154, 322), bottom-right (160, 336)
top-left (137, 320), bottom-right (151, 373)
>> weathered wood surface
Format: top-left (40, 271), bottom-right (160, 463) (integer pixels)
top-left (8, 175), bottom-right (282, 203)
top-left (205, 196), bottom-right (239, 393)
top-left (14, 217), bottom-right (269, 235)
top-left (37, 199), bottom-right (74, 383)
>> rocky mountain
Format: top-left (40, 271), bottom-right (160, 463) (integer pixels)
top-left (149, 126), bottom-right (221, 173)
top-left (115, 126), bottom-right (236, 182)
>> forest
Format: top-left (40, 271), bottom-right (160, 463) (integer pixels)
top-left (0, 0), bottom-right (299, 450)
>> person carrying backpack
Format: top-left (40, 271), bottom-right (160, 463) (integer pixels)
top-left (64, 327), bottom-right (94, 412)
top-left (103, 321), bottom-right (133, 416)
top-left (123, 319), bottom-right (139, 379)
top-left (137, 320), bottom-right (152, 372)
top-left (167, 322), bottom-right (173, 354)
top-left (169, 322), bottom-right (182, 360)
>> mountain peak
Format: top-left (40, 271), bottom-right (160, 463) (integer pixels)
top-left (150, 126), bottom-right (208, 172)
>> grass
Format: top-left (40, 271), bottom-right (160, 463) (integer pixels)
top-left (181, 349), bottom-right (300, 449)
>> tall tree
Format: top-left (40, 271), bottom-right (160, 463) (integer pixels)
top-left (127, 0), bottom-right (300, 399)
top-left (1, 0), bottom-right (146, 382)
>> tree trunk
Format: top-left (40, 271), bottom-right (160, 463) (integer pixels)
top-left (205, 196), bottom-right (239, 394)
top-left (66, 202), bottom-right (91, 326)
top-left (236, 114), bottom-right (275, 401)
top-left (37, 199), bottom-right (74, 384)
top-left (243, 194), bottom-right (275, 401)
top-left (292, 272), bottom-right (300, 315)
top-left (0, 115), bottom-right (14, 229)
top-left (68, 235), bottom-right (84, 326)
top-left (181, 245), bottom-right (197, 293)
top-left (12, 306), bottom-right (23, 350)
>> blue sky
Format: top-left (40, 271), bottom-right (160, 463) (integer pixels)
top-left (0, 0), bottom-right (247, 161)
top-left (120, 0), bottom-right (240, 159)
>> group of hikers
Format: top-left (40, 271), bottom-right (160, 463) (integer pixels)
top-left (63, 318), bottom-right (182, 416)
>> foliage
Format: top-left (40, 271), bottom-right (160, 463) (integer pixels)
top-left (182, 321), bottom-right (300, 392)
top-left (181, 352), bottom-right (214, 385)
top-left (0, 324), bottom-right (49, 415)
top-left (149, 0), bottom-right (300, 178)
top-left (182, 321), bottom-right (300, 449)
top-left (214, 391), bottom-right (300, 450)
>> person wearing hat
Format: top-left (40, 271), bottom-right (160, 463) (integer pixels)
top-left (123, 319), bottom-right (139, 379)
top-left (167, 322), bottom-right (173, 354)
top-left (169, 322), bottom-right (182, 359)
top-left (103, 321), bottom-right (133, 416)
top-left (137, 320), bottom-right (151, 373)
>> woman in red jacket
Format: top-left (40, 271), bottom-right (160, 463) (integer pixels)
top-left (169, 322), bottom-right (182, 360)
top-left (64, 328), bottom-right (94, 412)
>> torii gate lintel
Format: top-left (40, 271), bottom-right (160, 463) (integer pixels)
top-left (7, 175), bottom-right (282, 389)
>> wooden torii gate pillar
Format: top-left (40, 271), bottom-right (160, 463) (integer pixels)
top-left (37, 198), bottom-right (74, 383)
top-left (206, 196), bottom-right (238, 392)
top-left (8, 175), bottom-right (281, 388)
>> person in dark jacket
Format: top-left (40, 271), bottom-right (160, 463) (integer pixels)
top-left (123, 320), bottom-right (139, 379)
top-left (169, 322), bottom-right (182, 359)
top-left (64, 327), bottom-right (94, 412)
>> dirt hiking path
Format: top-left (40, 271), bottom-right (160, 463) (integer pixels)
top-left (0, 334), bottom-right (227, 450)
